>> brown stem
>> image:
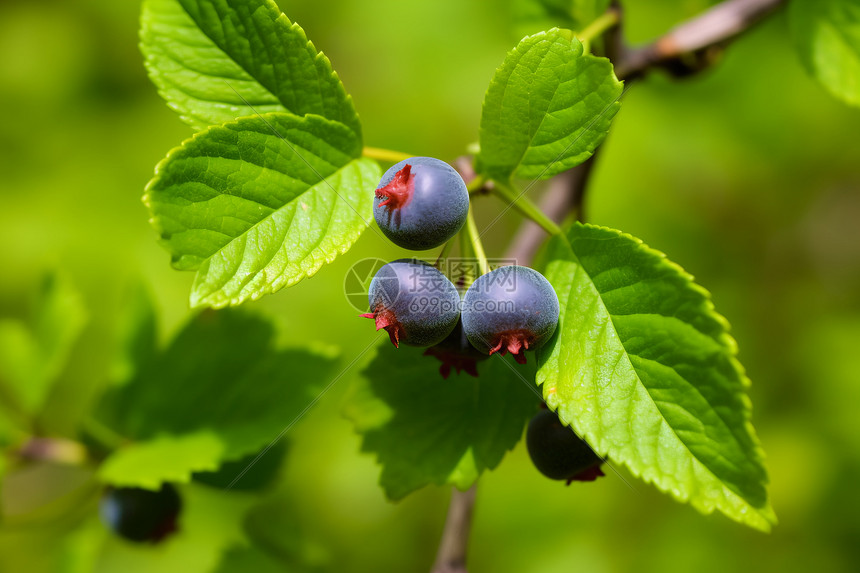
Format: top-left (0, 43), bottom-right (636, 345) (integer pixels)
top-left (17, 437), bottom-right (88, 465)
top-left (615, 0), bottom-right (787, 80)
top-left (431, 486), bottom-right (477, 573)
top-left (505, 153), bottom-right (599, 263)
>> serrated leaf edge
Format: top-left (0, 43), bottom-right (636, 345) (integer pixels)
top-left (140, 0), bottom-right (361, 134)
top-left (476, 28), bottom-right (622, 182)
top-left (343, 345), bottom-right (526, 501)
top-left (539, 222), bottom-right (776, 531)
top-left (142, 112), bottom-right (377, 309)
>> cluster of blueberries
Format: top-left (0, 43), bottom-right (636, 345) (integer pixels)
top-left (368, 157), bottom-right (603, 483)
top-left (365, 157), bottom-right (560, 366)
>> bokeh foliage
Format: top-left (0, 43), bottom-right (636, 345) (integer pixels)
top-left (1, 0), bottom-right (859, 571)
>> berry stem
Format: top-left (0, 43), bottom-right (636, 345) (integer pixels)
top-left (435, 238), bottom-right (455, 268)
top-left (83, 417), bottom-right (128, 450)
top-left (577, 7), bottom-right (621, 50)
top-left (456, 229), bottom-right (479, 289)
top-left (464, 207), bottom-right (489, 276)
top-left (492, 181), bottom-right (562, 237)
top-left (362, 146), bottom-right (414, 163)
top-left (465, 175), bottom-right (486, 195)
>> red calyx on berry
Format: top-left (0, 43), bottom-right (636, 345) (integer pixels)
top-left (423, 346), bottom-right (481, 379)
top-left (488, 330), bottom-right (533, 364)
top-left (566, 465), bottom-right (605, 484)
top-left (375, 164), bottom-right (414, 224)
top-left (361, 307), bottom-right (404, 348)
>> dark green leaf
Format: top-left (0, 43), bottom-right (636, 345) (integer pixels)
top-left (95, 308), bottom-right (338, 488)
top-left (193, 439), bottom-right (287, 491)
top-left (109, 284), bottom-right (158, 386)
top-left (344, 344), bottom-right (540, 500)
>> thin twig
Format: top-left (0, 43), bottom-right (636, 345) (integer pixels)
top-left (615, 0), bottom-right (786, 80)
top-left (431, 486), bottom-right (477, 573)
top-left (505, 153), bottom-right (599, 263)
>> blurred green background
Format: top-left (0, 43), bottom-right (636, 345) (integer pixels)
top-left (1, 0), bottom-right (859, 571)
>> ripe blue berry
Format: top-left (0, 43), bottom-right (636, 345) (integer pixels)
top-left (100, 484), bottom-right (182, 543)
top-left (526, 409), bottom-right (604, 483)
top-left (461, 266), bottom-right (559, 364)
top-left (423, 318), bottom-right (488, 378)
top-left (374, 157), bottom-right (469, 251)
top-left (362, 259), bottom-right (460, 347)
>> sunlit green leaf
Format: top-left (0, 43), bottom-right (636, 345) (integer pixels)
top-left (141, 0), bottom-right (360, 133)
top-left (145, 112), bottom-right (380, 307)
top-left (98, 432), bottom-right (224, 489)
top-left (476, 28), bottom-right (622, 182)
top-left (790, 0), bottom-right (860, 107)
top-left (0, 273), bottom-right (87, 415)
top-left (536, 223), bottom-right (776, 531)
top-left (344, 344), bottom-right (540, 500)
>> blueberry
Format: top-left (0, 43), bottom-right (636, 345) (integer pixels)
top-left (99, 484), bottom-right (182, 543)
top-left (423, 318), bottom-right (488, 378)
top-left (461, 266), bottom-right (559, 364)
top-left (362, 259), bottom-right (460, 347)
top-left (526, 409), bottom-right (604, 483)
top-left (374, 157), bottom-right (469, 251)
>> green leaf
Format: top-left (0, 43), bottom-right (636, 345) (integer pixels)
top-left (0, 273), bottom-right (87, 415)
top-left (98, 432), bottom-right (224, 489)
top-left (790, 0), bottom-right (860, 107)
top-left (141, 0), bottom-right (360, 133)
top-left (145, 112), bottom-right (380, 307)
top-left (536, 223), bottom-right (776, 531)
top-left (511, 0), bottom-right (610, 37)
top-left (213, 547), bottom-right (290, 573)
top-left (95, 308), bottom-right (339, 487)
top-left (242, 497), bottom-right (331, 572)
top-left (476, 28), bottom-right (622, 182)
top-left (344, 344), bottom-right (540, 500)
top-left (0, 408), bottom-right (22, 448)
top-left (194, 439), bottom-right (287, 491)
top-left (109, 284), bottom-right (158, 386)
